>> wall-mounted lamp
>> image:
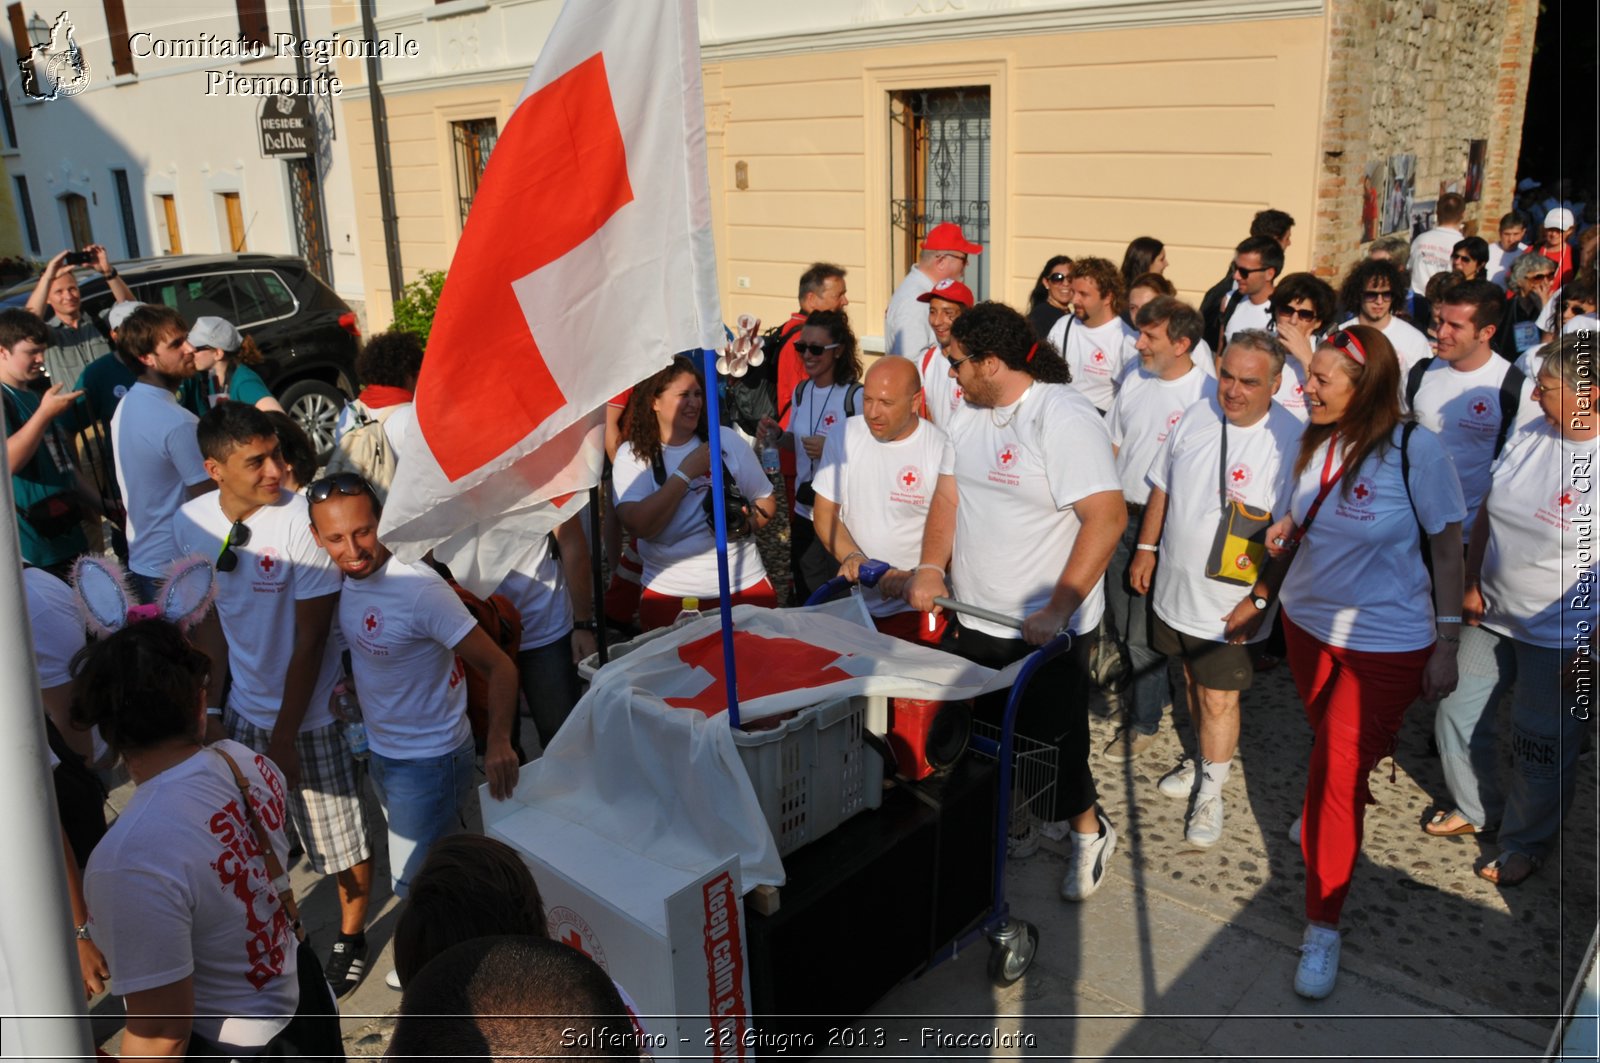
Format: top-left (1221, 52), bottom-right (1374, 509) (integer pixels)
top-left (734, 160), bottom-right (748, 190)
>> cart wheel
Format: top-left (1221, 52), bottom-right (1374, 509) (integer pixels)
top-left (986, 920), bottom-right (1039, 987)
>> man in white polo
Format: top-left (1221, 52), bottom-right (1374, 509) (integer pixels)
top-left (812, 355), bottom-right (954, 644)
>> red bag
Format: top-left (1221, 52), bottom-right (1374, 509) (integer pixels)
top-left (445, 579), bottom-right (524, 756)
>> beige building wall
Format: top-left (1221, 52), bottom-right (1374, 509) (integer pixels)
top-left (706, 15), bottom-right (1328, 345)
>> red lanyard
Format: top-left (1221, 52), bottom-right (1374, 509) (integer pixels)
top-left (1291, 436), bottom-right (1346, 545)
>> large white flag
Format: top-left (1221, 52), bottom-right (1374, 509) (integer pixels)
top-left (380, 0), bottom-right (721, 560)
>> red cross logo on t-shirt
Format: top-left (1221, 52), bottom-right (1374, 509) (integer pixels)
top-left (822, 413), bottom-right (838, 428)
top-left (1471, 398), bottom-right (1491, 418)
top-left (951, 386), bottom-right (964, 406)
top-left (256, 548), bottom-right (281, 578)
top-left (1559, 491), bottom-right (1575, 508)
top-left (1293, 384), bottom-right (1304, 396)
top-left (1349, 480), bottom-right (1375, 507)
top-left (898, 466), bottom-right (921, 491)
top-left (1231, 466), bottom-right (1249, 484)
top-left (362, 607), bottom-right (384, 639)
top-left (1167, 411), bottom-right (1183, 430)
top-left (1092, 350), bottom-right (1107, 364)
top-left (998, 444), bottom-right (1019, 469)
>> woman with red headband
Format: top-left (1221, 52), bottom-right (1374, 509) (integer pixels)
top-left (1223, 323), bottom-right (1465, 1000)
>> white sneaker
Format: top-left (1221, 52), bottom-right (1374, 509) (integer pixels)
top-left (1060, 813), bottom-right (1117, 902)
top-left (1185, 793), bottom-right (1224, 848)
top-left (1038, 818), bottom-right (1074, 842)
top-left (1288, 815), bottom-right (1302, 846)
top-left (1157, 757), bottom-right (1197, 799)
top-left (385, 968), bottom-right (402, 990)
top-left (1294, 924), bottom-right (1341, 999)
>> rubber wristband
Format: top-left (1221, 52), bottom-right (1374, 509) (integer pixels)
top-left (672, 468), bottom-right (694, 487)
top-left (1435, 615), bottom-right (1462, 625)
top-left (914, 564), bottom-right (946, 576)
top-left (1135, 543), bottom-right (1159, 553)
top-left (104, 268), bottom-right (118, 280)
top-left (206, 706), bottom-right (223, 718)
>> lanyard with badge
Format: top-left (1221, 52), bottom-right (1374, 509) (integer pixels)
top-left (1288, 434), bottom-right (1347, 549)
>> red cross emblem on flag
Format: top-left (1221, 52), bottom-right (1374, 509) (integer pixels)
top-left (823, 413), bottom-right (837, 428)
top-left (899, 466), bottom-right (921, 491)
top-left (998, 444), bottom-right (1019, 469)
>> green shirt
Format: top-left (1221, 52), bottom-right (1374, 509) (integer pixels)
top-left (179, 363), bottom-right (274, 417)
top-left (2, 382), bottom-right (88, 566)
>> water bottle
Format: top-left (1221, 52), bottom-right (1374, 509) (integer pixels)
top-left (332, 678), bottom-right (369, 761)
top-left (758, 426), bottom-right (781, 475)
top-left (343, 721), bottom-right (370, 762)
top-left (674, 596), bottom-right (703, 626)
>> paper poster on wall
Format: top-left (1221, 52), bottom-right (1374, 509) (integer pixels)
top-left (1383, 154), bottom-right (1415, 236)
top-left (1465, 139), bottom-right (1487, 202)
top-left (1411, 198), bottom-right (1437, 240)
top-left (1361, 160), bottom-right (1385, 241)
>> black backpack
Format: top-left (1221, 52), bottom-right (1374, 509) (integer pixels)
top-left (791, 379), bottom-right (864, 420)
top-left (720, 322), bottom-right (801, 436)
top-left (1403, 358), bottom-right (1525, 458)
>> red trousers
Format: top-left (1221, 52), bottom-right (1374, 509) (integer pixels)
top-left (638, 579), bottom-right (779, 631)
top-left (1282, 612), bottom-right (1432, 926)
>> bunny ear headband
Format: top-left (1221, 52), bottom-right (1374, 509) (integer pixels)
top-left (72, 554), bottom-right (215, 637)
top-left (715, 314), bottom-right (766, 378)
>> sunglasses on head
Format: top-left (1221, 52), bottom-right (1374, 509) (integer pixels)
top-left (306, 472), bottom-right (375, 505)
top-left (1276, 306), bottom-right (1319, 323)
top-left (794, 342), bottom-right (840, 357)
top-left (1327, 329), bottom-right (1368, 365)
top-left (215, 519), bottom-right (252, 574)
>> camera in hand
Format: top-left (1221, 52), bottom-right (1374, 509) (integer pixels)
top-left (795, 480), bottom-right (816, 507)
top-left (703, 467), bottom-right (754, 539)
top-left (63, 250), bottom-right (95, 266)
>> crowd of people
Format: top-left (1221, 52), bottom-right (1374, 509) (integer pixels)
top-left (6, 190), bottom-right (1594, 1058)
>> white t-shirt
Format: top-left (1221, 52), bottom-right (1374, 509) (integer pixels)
top-left (787, 380), bottom-right (860, 519)
top-left (84, 741), bottom-right (298, 1050)
top-left (111, 382), bottom-right (211, 577)
top-left (813, 416), bottom-right (955, 618)
top-left (1409, 225), bottom-right (1464, 295)
top-left (917, 344), bottom-right (965, 429)
top-left (1487, 243), bottom-right (1527, 289)
top-left (1107, 362), bottom-right (1215, 505)
top-left (338, 558), bottom-right (477, 760)
top-left (1273, 356), bottom-right (1310, 421)
top-left (1148, 398), bottom-right (1304, 642)
top-left (1278, 425), bottom-right (1466, 651)
top-left (1379, 315), bottom-right (1434, 375)
top-left (1479, 423), bottom-right (1598, 648)
top-left (1565, 312), bottom-right (1598, 335)
top-left (884, 268), bottom-right (936, 357)
top-left (1191, 339), bottom-right (1217, 378)
top-left (1223, 296), bottom-right (1273, 341)
top-left (946, 383), bottom-right (1120, 637)
top-left (1404, 355), bottom-right (1541, 541)
top-left (612, 427), bottom-right (773, 597)
top-left (174, 490), bottom-right (342, 733)
top-left (492, 533), bottom-right (574, 651)
top-left (25, 566), bottom-right (84, 688)
top-left (1048, 314), bottom-right (1139, 412)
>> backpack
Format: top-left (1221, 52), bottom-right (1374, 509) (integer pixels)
top-left (791, 379), bottom-right (864, 420)
top-left (1403, 358), bottom-right (1525, 458)
top-left (324, 400), bottom-right (399, 500)
top-left (720, 322), bottom-right (800, 436)
top-left (445, 578), bottom-right (525, 758)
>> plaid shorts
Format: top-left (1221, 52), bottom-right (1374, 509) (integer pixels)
top-left (226, 712), bottom-right (372, 875)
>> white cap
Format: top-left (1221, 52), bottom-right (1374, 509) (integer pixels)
top-left (187, 315), bottom-right (242, 352)
top-left (105, 300), bottom-right (145, 330)
top-left (1544, 207), bottom-right (1575, 230)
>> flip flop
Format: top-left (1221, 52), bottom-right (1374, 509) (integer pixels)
top-left (1478, 852), bottom-right (1541, 887)
top-left (1423, 809), bottom-right (1487, 837)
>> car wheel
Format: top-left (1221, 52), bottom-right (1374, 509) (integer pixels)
top-left (279, 379), bottom-right (346, 462)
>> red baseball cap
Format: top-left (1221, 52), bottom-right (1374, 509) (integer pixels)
top-left (917, 278), bottom-right (975, 308)
top-left (922, 222), bottom-right (983, 255)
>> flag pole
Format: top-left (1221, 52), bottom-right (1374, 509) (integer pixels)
top-left (699, 347), bottom-right (742, 728)
top-left (0, 447), bottom-right (95, 1058)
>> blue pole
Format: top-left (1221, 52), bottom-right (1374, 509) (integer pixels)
top-left (699, 347), bottom-right (742, 728)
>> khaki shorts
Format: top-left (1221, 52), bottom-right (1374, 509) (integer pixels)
top-left (1150, 612), bottom-right (1255, 692)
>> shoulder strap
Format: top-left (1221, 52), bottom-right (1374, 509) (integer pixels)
top-left (1217, 410), bottom-right (1229, 508)
top-left (844, 382), bottom-right (863, 417)
top-left (650, 449), bottom-right (667, 486)
top-left (1400, 421), bottom-right (1423, 530)
top-left (1494, 364), bottom-right (1525, 457)
top-left (1404, 358), bottom-right (1432, 410)
top-left (211, 748), bottom-right (305, 940)
top-left (793, 379), bottom-right (808, 410)
top-left (1057, 312), bottom-right (1074, 350)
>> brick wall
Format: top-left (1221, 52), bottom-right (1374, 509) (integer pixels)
top-left (1311, 0), bottom-right (1539, 280)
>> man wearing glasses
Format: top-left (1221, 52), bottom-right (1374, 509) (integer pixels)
top-left (884, 222), bottom-right (981, 357)
top-left (1219, 236), bottom-right (1283, 347)
top-left (109, 305), bottom-right (215, 603)
top-left (175, 401), bottom-right (378, 997)
top-left (1336, 258), bottom-right (1432, 375)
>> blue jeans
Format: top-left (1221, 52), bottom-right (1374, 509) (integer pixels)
top-left (367, 737), bottom-right (476, 898)
top-left (1103, 519), bottom-right (1171, 736)
top-left (1435, 625), bottom-right (1584, 858)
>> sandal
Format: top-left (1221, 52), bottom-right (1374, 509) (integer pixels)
top-left (1478, 852), bottom-right (1541, 887)
top-left (1423, 809), bottom-right (1490, 837)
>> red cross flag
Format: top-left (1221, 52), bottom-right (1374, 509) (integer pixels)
top-left (379, 0), bottom-right (721, 560)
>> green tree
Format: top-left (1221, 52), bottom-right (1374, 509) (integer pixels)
top-left (391, 269), bottom-right (446, 345)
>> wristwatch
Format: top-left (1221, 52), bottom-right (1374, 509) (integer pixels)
top-left (75, 923), bottom-right (92, 940)
top-left (572, 620), bottom-right (598, 632)
top-left (1250, 590), bottom-right (1270, 611)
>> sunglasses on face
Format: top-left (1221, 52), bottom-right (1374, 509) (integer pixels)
top-left (306, 472), bottom-right (375, 505)
top-left (794, 342), bottom-right (840, 357)
top-left (1451, 253), bottom-right (1476, 262)
top-left (216, 519), bottom-right (252, 574)
top-left (945, 352), bottom-right (976, 370)
top-left (1234, 264), bottom-right (1270, 277)
top-left (1276, 306), bottom-right (1319, 323)
top-left (1361, 289), bottom-right (1393, 301)
top-left (1046, 273), bottom-right (1070, 283)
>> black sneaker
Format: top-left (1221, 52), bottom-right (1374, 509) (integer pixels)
top-left (325, 937), bottom-right (369, 999)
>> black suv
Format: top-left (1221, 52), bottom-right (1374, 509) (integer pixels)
top-left (18, 253), bottom-right (362, 457)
